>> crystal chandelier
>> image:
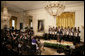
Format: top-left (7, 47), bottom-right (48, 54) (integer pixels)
top-left (45, 1), bottom-right (65, 17)
top-left (1, 1), bottom-right (10, 21)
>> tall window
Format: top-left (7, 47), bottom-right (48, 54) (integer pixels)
top-left (29, 16), bottom-right (33, 28)
top-left (10, 16), bottom-right (17, 29)
top-left (12, 20), bottom-right (15, 29)
top-left (30, 21), bottom-right (33, 27)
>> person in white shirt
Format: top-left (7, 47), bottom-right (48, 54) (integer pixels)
top-left (62, 28), bottom-right (65, 41)
top-left (48, 26), bottom-right (51, 34)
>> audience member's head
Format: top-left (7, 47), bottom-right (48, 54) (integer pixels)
top-left (31, 36), bottom-right (34, 39)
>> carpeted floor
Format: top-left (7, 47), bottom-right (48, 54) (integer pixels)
top-left (41, 47), bottom-right (65, 55)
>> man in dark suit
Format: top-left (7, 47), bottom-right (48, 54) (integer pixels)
top-left (59, 29), bottom-right (63, 43)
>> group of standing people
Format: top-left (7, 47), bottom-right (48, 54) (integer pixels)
top-left (1, 29), bottom-right (43, 55)
top-left (48, 26), bottom-right (81, 43)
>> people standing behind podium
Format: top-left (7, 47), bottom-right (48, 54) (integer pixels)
top-left (77, 27), bottom-right (81, 37)
top-left (59, 28), bottom-right (63, 43)
top-left (74, 30), bottom-right (78, 43)
top-left (75, 27), bottom-right (81, 43)
top-left (67, 26), bottom-right (70, 31)
top-left (48, 26), bottom-right (51, 39)
top-left (66, 27), bottom-right (70, 37)
top-left (63, 27), bottom-right (67, 35)
top-left (60, 26), bottom-right (63, 41)
top-left (57, 26), bottom-right (61, 42)
top-left (71, 27), bottom-right (74, 33)
top-left (61, 26), bottom-right (63, 31)
top-left (62, 27), bottom-right (66, 41)
top-left (48, 26), bottom-right (51, 34)
top-left (74, 27), bottom-right (77, 32)
top-left (54, 27), bottom-right (57, 39)
top-left (52, 27), bottom-right (56, 39)
top-left (51, 27), bottom-right (55, 35)
top-left (55, 27), bottom-right (58, 33)
top-left (48, 26), bottom-right (81, 43)
top-left (77, 27), bottom-right (80, 33)
top-left (69, 28), bottom-right (73, 41)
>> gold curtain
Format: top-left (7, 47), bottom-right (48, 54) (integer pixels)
top-left (56, 12), bottom-right (75, 28)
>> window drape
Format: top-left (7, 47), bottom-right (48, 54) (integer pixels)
top-left (56, 12), bottom-right (75, 28)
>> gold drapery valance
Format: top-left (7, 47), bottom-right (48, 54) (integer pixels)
top-left (56, 12), bottom-right (75, 28)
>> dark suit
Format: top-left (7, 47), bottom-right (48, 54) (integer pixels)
top-left (57, 30), bottom-right (63, 42)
